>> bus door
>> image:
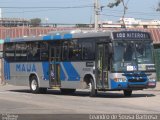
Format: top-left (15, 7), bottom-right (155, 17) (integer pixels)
top-left (96, 43), bottom-right (109, 89)
top-left (49, 46), bottom-right (61, 87)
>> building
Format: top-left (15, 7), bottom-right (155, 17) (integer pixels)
top-left (0, 8), bottom-right (30, 27)
top-left (0, 18), bottom-right (30, 27)
top-left (102, 18), bottom-right (160, 29)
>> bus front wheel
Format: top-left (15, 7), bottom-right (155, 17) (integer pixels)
top-left (123, 90), bottom-right (132, 97)
top-left (89, 78), bottom-right (97, 97)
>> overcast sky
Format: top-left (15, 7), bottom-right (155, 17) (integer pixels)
top-left (0, 0), bottom-right (159, 23)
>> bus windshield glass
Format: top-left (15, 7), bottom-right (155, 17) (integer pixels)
top-left (112, 41), bottom-right (154, 72)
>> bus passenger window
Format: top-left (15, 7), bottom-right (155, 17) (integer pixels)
top-left (28, 42), bottom-right (40, 61)
top-left (68, 40), bottom-right (82, 61)
top-left (4, 43), bottom-right (15, 61)
top-left (62, 41), bottom-right (69, 60)
top-left (82, 41), bottom-right (95, 60)
top-left (15, 43), bottom-right (27, 61)
top-left (40, 42), bottom-right (49, 61)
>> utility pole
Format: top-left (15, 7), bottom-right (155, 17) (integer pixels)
top-left (0, 8), bottom-right (2, 19)
top-left (94, 0), bottom-right (100, 30)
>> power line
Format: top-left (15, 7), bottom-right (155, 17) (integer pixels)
top-left (4, 9), bottom-right (62, 14)
top-left (2, 5), bottom-right (94, 14)
top-left (101, 10), bottom-right (160, 18)
top-left (1, 2), bottom-right (158, 22)
top-left (1, 4), bottom-right (158, 16)
top-left (101, 14), bottom-right (158, 21)
top-left (0, 5), bottom-right (93, 9)
top-left (104, 9), bottom-right (159, 15)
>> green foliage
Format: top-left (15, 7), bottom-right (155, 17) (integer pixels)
top-left (107, 0), bottom-right (122, 8)
top-left (30, 18), bottom-right (41, 27)
top-left (156, 2), bottom-right (160, 11)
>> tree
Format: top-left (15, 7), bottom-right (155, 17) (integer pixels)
top-left (107, 0), bottom-right (128, 28)
top-left (156, 2), bottom-right (160, 11)
top-left (30, 18), bottom-right (41, 27)
top-left (107, 0), bottom-right (122, 8)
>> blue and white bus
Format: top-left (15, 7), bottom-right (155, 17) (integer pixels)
top-left (3, 30), bottom-right (156, 97)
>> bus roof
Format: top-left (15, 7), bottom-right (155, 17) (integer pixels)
top-left (4, 30), bottom-right (112, 43)
top-left (5, 30), bottom-right (111, 42)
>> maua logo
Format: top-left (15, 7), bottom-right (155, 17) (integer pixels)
top-left (16, 64), bottom-right (36, 72)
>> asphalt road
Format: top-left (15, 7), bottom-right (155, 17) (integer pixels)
top-left (0, 84), bottom-right (160, 115)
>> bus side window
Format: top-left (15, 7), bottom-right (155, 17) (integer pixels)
top-left (28, 42), bottom-right (40, 61)
top-left (68, 40), bottom-right (82, 61)
top-left (15, 43), bottom-right (27, 61)
top-left (62, 41), bottom-right (69, 61)
top-left (82, 41), bottom-right (95, 60)
top-left (68, 41), bottom-right (74, 60)
top-left (40, 42), bottom-right (49, 61)
top-left (4, 43), bottom-right (15, 61)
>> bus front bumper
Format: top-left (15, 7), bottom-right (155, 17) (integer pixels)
top-left (110, 80), bottom-right (156, 90)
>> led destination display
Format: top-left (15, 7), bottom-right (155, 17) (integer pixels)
top-left (113, 31), bottom-right (151, 40)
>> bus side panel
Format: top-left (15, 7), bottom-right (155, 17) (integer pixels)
top-left (4, 60), bottom-right (11, 82)
top-left (40, 61), bottom-right (50, 87)
top-left (4, 62), bottom-right (29, 86)
top-left (60, 61), bottom-right (95, 89)
top-left (4, 61), bottom-right (50, 88)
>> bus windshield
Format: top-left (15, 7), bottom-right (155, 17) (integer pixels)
top-left (112, 41), bottom-right (154, 72)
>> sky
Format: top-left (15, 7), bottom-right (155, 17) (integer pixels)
top-left (0, 0), bottom-right (160, 24)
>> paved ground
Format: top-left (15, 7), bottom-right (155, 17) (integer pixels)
top-left (0, 82), bottom-right (160, 115)
top-left (154, 82), bottom-right (160, 90)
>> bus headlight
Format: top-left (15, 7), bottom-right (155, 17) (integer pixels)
top-left (149, 78), bottom-right (156, 82)
top-left (114, 78), bottom-right (127, 82)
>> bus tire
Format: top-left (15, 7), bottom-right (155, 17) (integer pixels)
top-left (89, 78), bottom-right (97, 97)
top-left (30, 76), bottom-right (40, 94)
top-left (123, 90), bottom-right (132, 97)
top-left (60, 88), bottom-right (76, 94)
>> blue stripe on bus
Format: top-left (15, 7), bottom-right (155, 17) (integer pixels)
top-left (43, 34), bottom-right (72, 40)
top-left (60, 64), bottom-right (65, 81)
top-left (42, 62), bottom-right (49, 80)
top-left (5, 37), bottom-right (11, 42)
top-left (43, 35), bottom-right (52, 40)
top-left (110, 79), bottom-right (127, 89)
top-left (4, 61), bottom-right (6, 80)
top-left (63, 62), bottom-right (80, 81)
top-left (63, 34), bottom-right (72, 39)
top-left (4, 60), bottom-right (10, 80)
top-left (53, 35), bottom-right (61, 40)
top-left (8, 62), bottom-right (10, 80)
top-left (7, 61), bottom-right (10, 80)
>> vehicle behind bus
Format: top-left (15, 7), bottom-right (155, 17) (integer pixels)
top-left (3, 30), bottom-right (156, 97)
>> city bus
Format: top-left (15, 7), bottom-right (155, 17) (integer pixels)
top-left (3, 30), bottom-right (157, 97)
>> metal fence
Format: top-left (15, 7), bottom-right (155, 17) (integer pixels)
top-left (154, 49), bottom-right (160, 81)
top-left (0, 27), bottom-right (160, 44)
top-left (0, 27), bottom-right (77, 39)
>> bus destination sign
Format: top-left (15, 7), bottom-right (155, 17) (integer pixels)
top-left (113, 31), bottom-right (151, 40)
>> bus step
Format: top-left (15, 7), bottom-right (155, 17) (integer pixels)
top-left (50, 85), bottom-right (61, 90)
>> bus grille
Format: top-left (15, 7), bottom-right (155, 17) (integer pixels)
top-left (128, 79), bottom-right (146, 82)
